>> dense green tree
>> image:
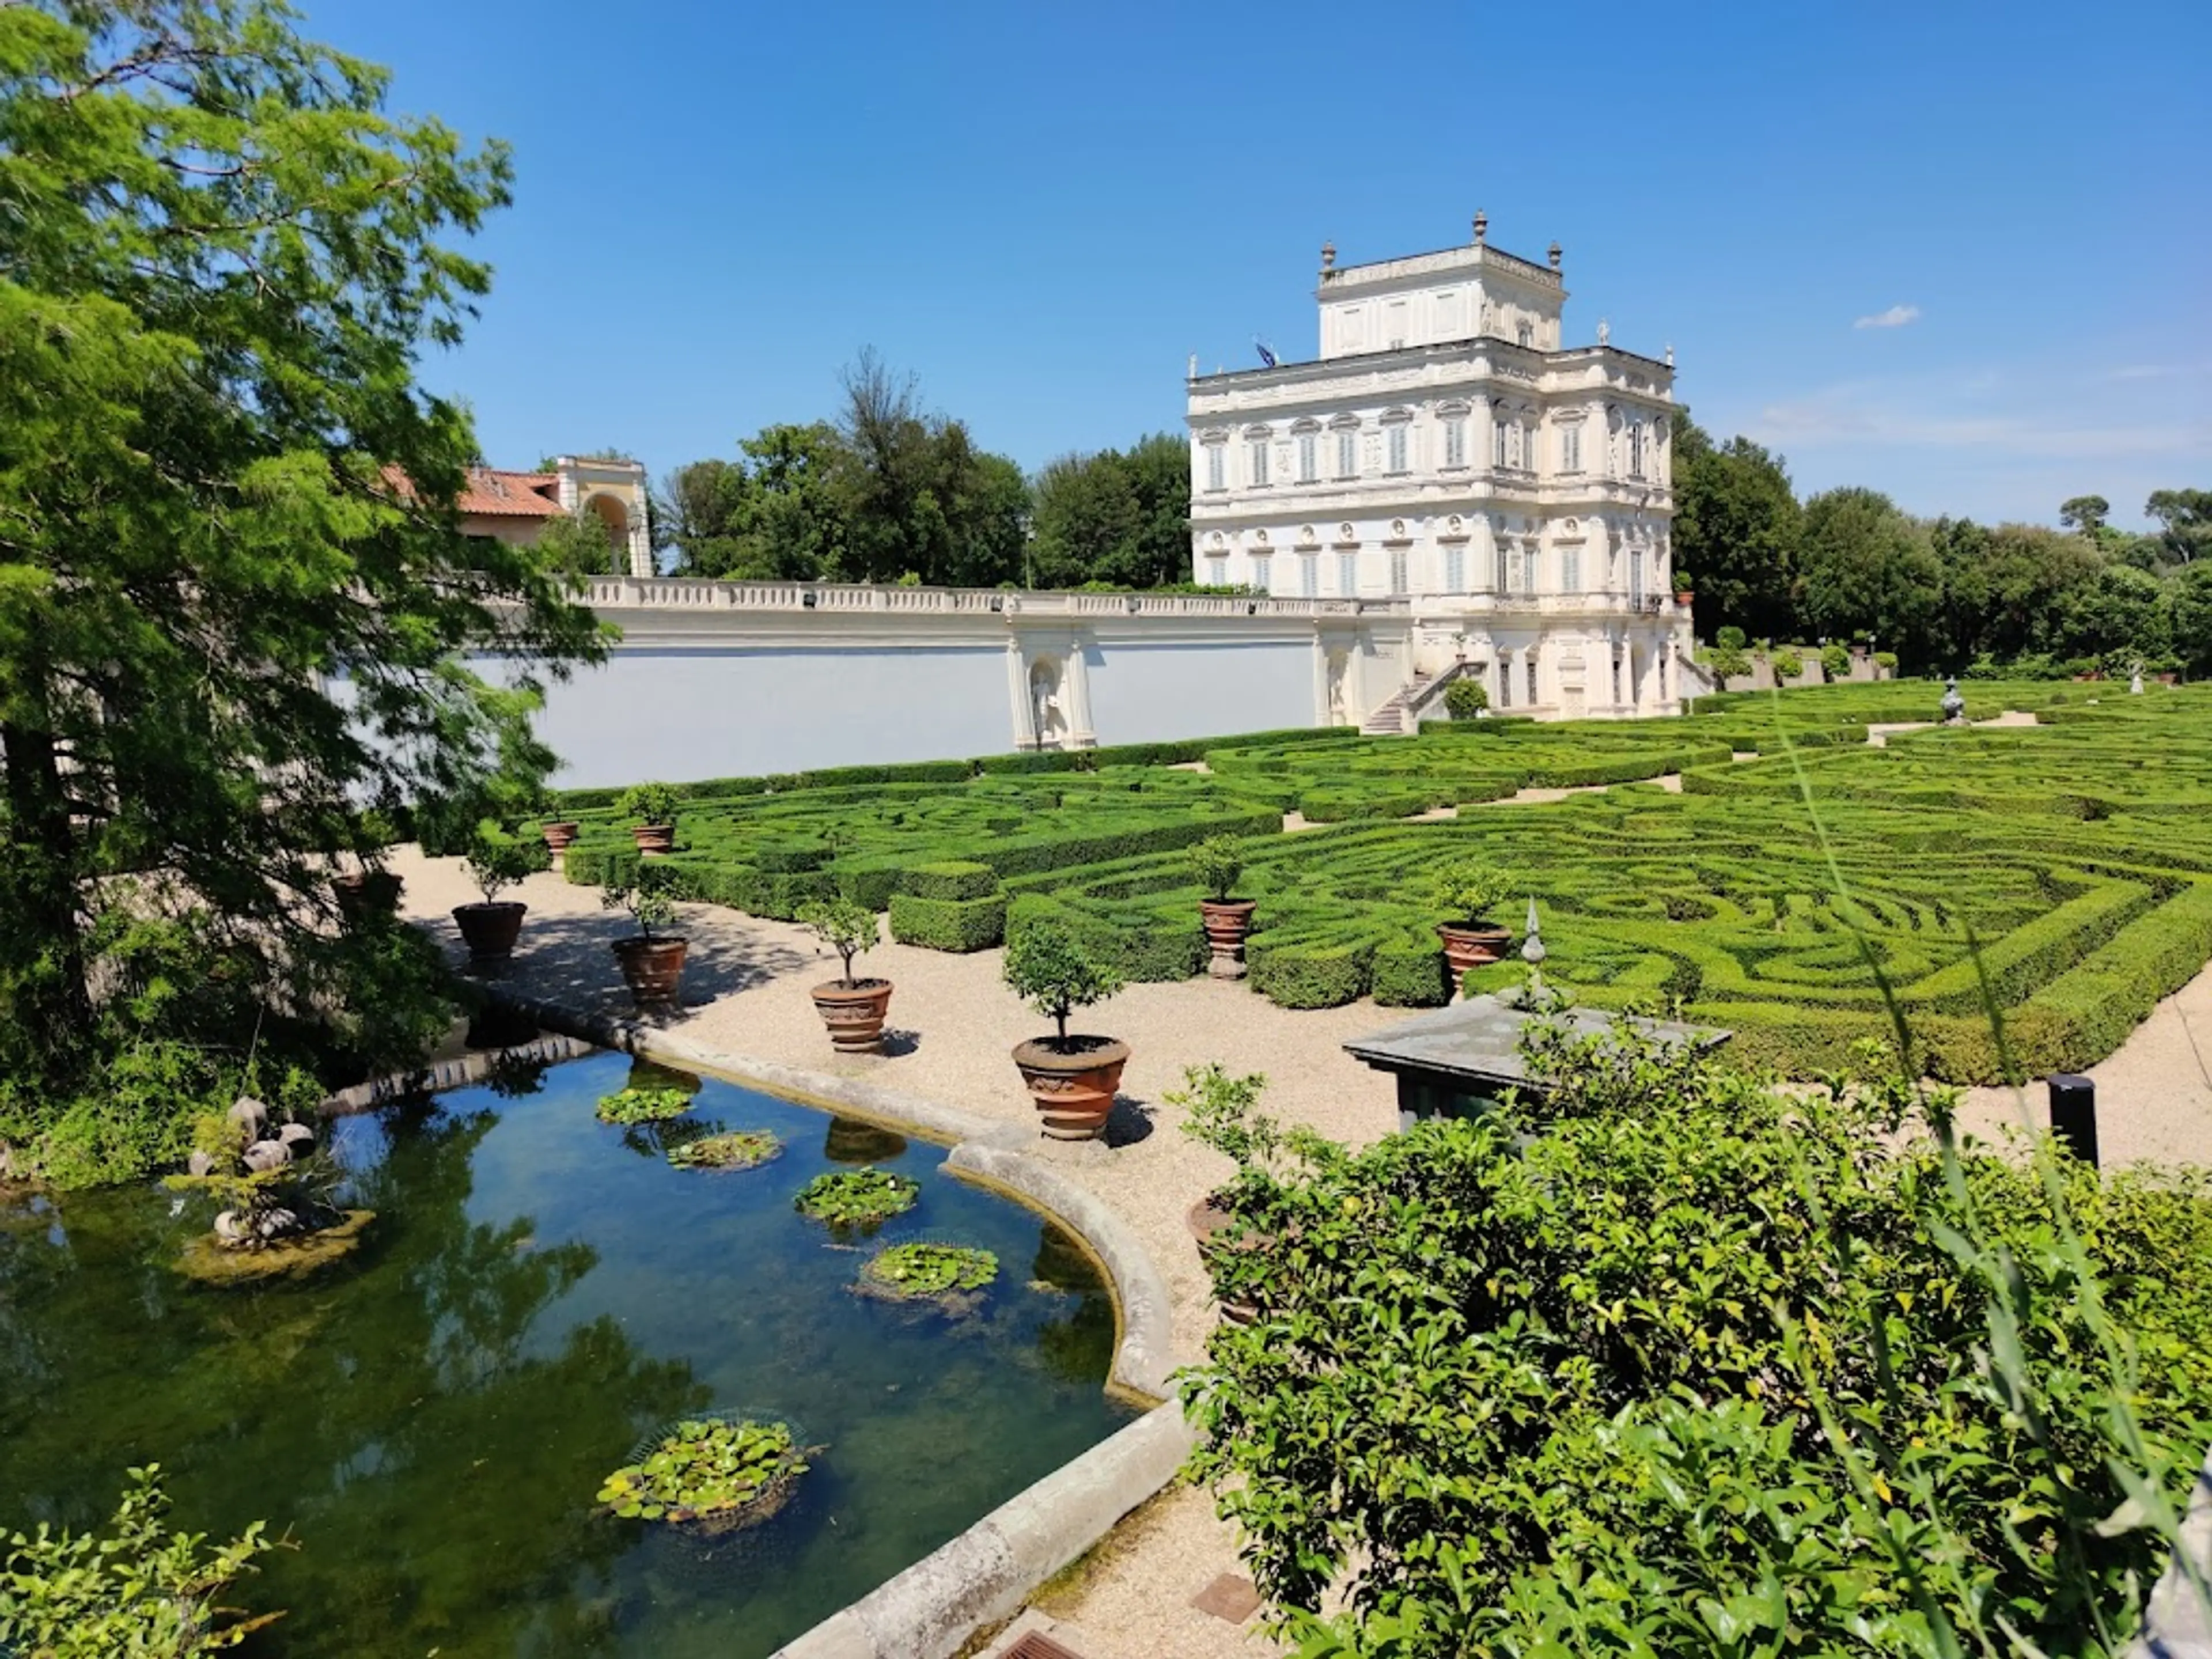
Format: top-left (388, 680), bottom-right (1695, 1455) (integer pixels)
top-left (660, 424), bottom-right (848, 579)
top-left (2059, 494), bottom-right (2111, 535)
top-left (0, 1), bottom-right (598, 1170)
top-left (2146, 487), bottom-right (2212, 566)
top-left (1796, 487), bottom-right (1945, 665)
top-left (1932, 520), bottom-right (2101, 665)
top-left (2047, 562), bottom-right (2172, 664)
top-left (1029, 433), bottom-right (1191, 589)
top-left (831, 348), bottom-right (1027, 586)
top-left (1669, 414), bottom-right (1800, 641)
top-left (2171, 562), bottom-right (2212, 676)
top-left (531, 507), bottom-right (622, 577)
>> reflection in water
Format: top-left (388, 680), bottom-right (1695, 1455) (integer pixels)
top-left (822, 1115), bottom-right (907, 1164)
top-left (0, 1055), bottom-right (1131, 1659)
top-left (625, 1058), bottom-right (704, 1097)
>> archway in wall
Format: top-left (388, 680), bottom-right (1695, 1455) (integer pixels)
top-left (586, 493), bottom-right (631, 573)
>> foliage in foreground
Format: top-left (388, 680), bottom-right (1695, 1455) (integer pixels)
top-left (0, 1465), bottom-right (281, 1657)
top-left (1183, 1022), bottom-right (2212, 1657)
top-left (793, 1167), bottom-right (919, 1229)
top-left (595, 1419), bottom-right (806, 1525)
top-left (0, 0), bottom-right (599, 1184)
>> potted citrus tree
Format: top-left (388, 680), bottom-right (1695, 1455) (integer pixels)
top-left (1427, 855), bottom-right (1514, 976)
top-left (798, 897), bottom-right (893, 1053)
top-left (1188, 836), bottom-right (1256, 980)
top-left (618, 782), bottom-right (681, 856)
top-left (604, 878), bottom-right (687, 1006)
top-left (1004, 919), bottom-right (1127, 1141)
top-left (452, 836), bottom-right (533, 964)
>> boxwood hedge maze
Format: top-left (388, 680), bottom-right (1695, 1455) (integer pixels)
top-left (547, 683), bottom-right (2212, 1083)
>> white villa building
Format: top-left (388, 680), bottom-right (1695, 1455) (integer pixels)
top-left (1188, 215), bottom-right (1691, 719)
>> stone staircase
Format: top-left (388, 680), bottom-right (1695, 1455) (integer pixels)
top-left (1361, 671), bottom-right (1435, 736)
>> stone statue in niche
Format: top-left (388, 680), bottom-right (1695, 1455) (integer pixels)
top-left (1325, 650), bottom-right (1350, 725)
top-left (1029, 657), bottom-right (1067, 749)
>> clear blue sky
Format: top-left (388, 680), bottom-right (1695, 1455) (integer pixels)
top-left (316, 0), bottom-right (2208, 531)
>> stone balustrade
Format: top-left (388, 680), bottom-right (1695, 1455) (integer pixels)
top-left (580, 577), bottom-right (1412, 620)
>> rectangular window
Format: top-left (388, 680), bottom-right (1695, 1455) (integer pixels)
top-left (1336, 429), bottom-right (1357, 479)
top-left (1206, 554), bottom-right (1228, 588)
top-left (1628, 548), bottom-right (1644, 603)
top-left (1444, 417), bottom-right (1465, 469)
top-left (1300, 555), bottom-right (1318, 597)
top-left (1628, 423), bottom-right (1646, 480)
top-left (1493, 419), bottom-right (1508, 467)
top-left (1386, 425), bottom-right (1407, 474)
top-left (1527, 656), bottom-right (1539, 704)
top-left (1337, 551), bottom-right (1357, 596)
top-left (1562, 547), bottom-right (1582, 592)
top-left (1389, 548), bottom-right (1408, 593)
top-left (1562, 425), bottom-right (1581, 472)
top-left (1524, 423), bottom-right (1541, 475)
top-left (1297, 432), bottom-right (1317, 483)
top-left (1444, 546), bottom-right (1465, 592)
top-left (1251, 554), bottom-right (1272, 593)
top-left (1206, 445), bottom-right (1225, 491)
top-left (1248, 441), bottom-right (1269, 487)
top-left (1492, 543), bottom-right (1508, 592)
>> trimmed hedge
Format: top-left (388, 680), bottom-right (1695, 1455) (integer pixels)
top-left (889, 891), bottom-right (1007, 952)
top-left (899, 861), bottom-right (1000, 901)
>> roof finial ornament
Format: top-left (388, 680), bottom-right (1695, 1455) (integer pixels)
top-left (1597, 316), bottom-right (1611, 346)
top-left (1187, 352), bottom-right (1198, 380)
top-left (1664, 341), bottom-right (1675, 368)
top-left (1320, 240), bottom-right (1336, 271)
top-left (1547, 240), bottom-right (1562, 270)
top-left (1472, 210), bottom-right (1487, 246)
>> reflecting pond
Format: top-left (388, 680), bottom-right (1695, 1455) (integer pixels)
top-left (0, 1051), bottom-right (1134, 1657)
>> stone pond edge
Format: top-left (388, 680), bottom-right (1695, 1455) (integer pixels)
top-left (444, 991), bottom-right (1195, 1659)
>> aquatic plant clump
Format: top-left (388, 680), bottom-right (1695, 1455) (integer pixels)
top-left (859, 1241), bottom-right (999, 1300)
top-left (596, 1418), bottom-right (808, 1528)
top-left (594, 1086), bottom-right (694, 1125)
top-left (794, 1167), bottom-right (918, 1228)
top-left (666, 1130), bottom-right (782, 1171)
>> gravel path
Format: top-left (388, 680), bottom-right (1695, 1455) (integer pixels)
top-left (387, 777), bottom-right (2212, 1657)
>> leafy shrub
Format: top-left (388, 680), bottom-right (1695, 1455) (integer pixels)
top-left (0, 1465), bottom-right (279, 1657)
top-left (1184, 1023), bottom-right (2212, 1657)
top-left (797, 896), bottom-right (878, 984)
top-left (601, 878), bottom-right (678, 938)
top-left (1423, 855), bottom-right (1513, 926)
top-left (1875, 650), bottom-right (1899, 669)
top-left (794, 1166), bottom-right (919, 1228)
top-left (1003, 918), bottom-right (1124, 1045)
top-left (1709, 644), bottom-right (1752, 679)
top-left (463, 834), bottom-right (535, 904)
top-left (616, 782), bottom-right (681, 828)
top-left (1821, 642), bottom-right (1851, 679)
top-left (888, 891), bottom-right (1006, 952)
top-left (594, 1087), bottom-right (692, 1126)
top-left (1715, 625), bottom-right (1747, 652)
top-left (1770, 648), bottom-right (1805, 679)
top-left (1442, 679), bottom-right (1490, 720)
top-left (1187, 836), bottom-right (1247, 903)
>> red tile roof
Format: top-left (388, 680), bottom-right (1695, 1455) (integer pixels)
top-left (454, 468), bottom-right (563, 518)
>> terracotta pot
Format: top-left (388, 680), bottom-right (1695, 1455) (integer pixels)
top-left (810, 977), bottom-right (893, 1054)
top-left (452, 900), bottom-right (527, 962)
top-left (630, 823), bottom-right (675, 855)
top-left (541, 821), bottom-right (579, 853)
top-left (611, 934), bottom-right (688, 1005)
top-left (1675, 590), bottom-right (1694, 606)
top-left (1436, 921), bottom-right (1511, 977)
top-left (1012, 1036), bottom-right (1131, 1142)
top-left (1187, 1195), bottom-right (1265, 1326)
top-left (1199, 899), bottom-right (1259, 980)
top-left (331, 870), bottom-right (403, 920)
